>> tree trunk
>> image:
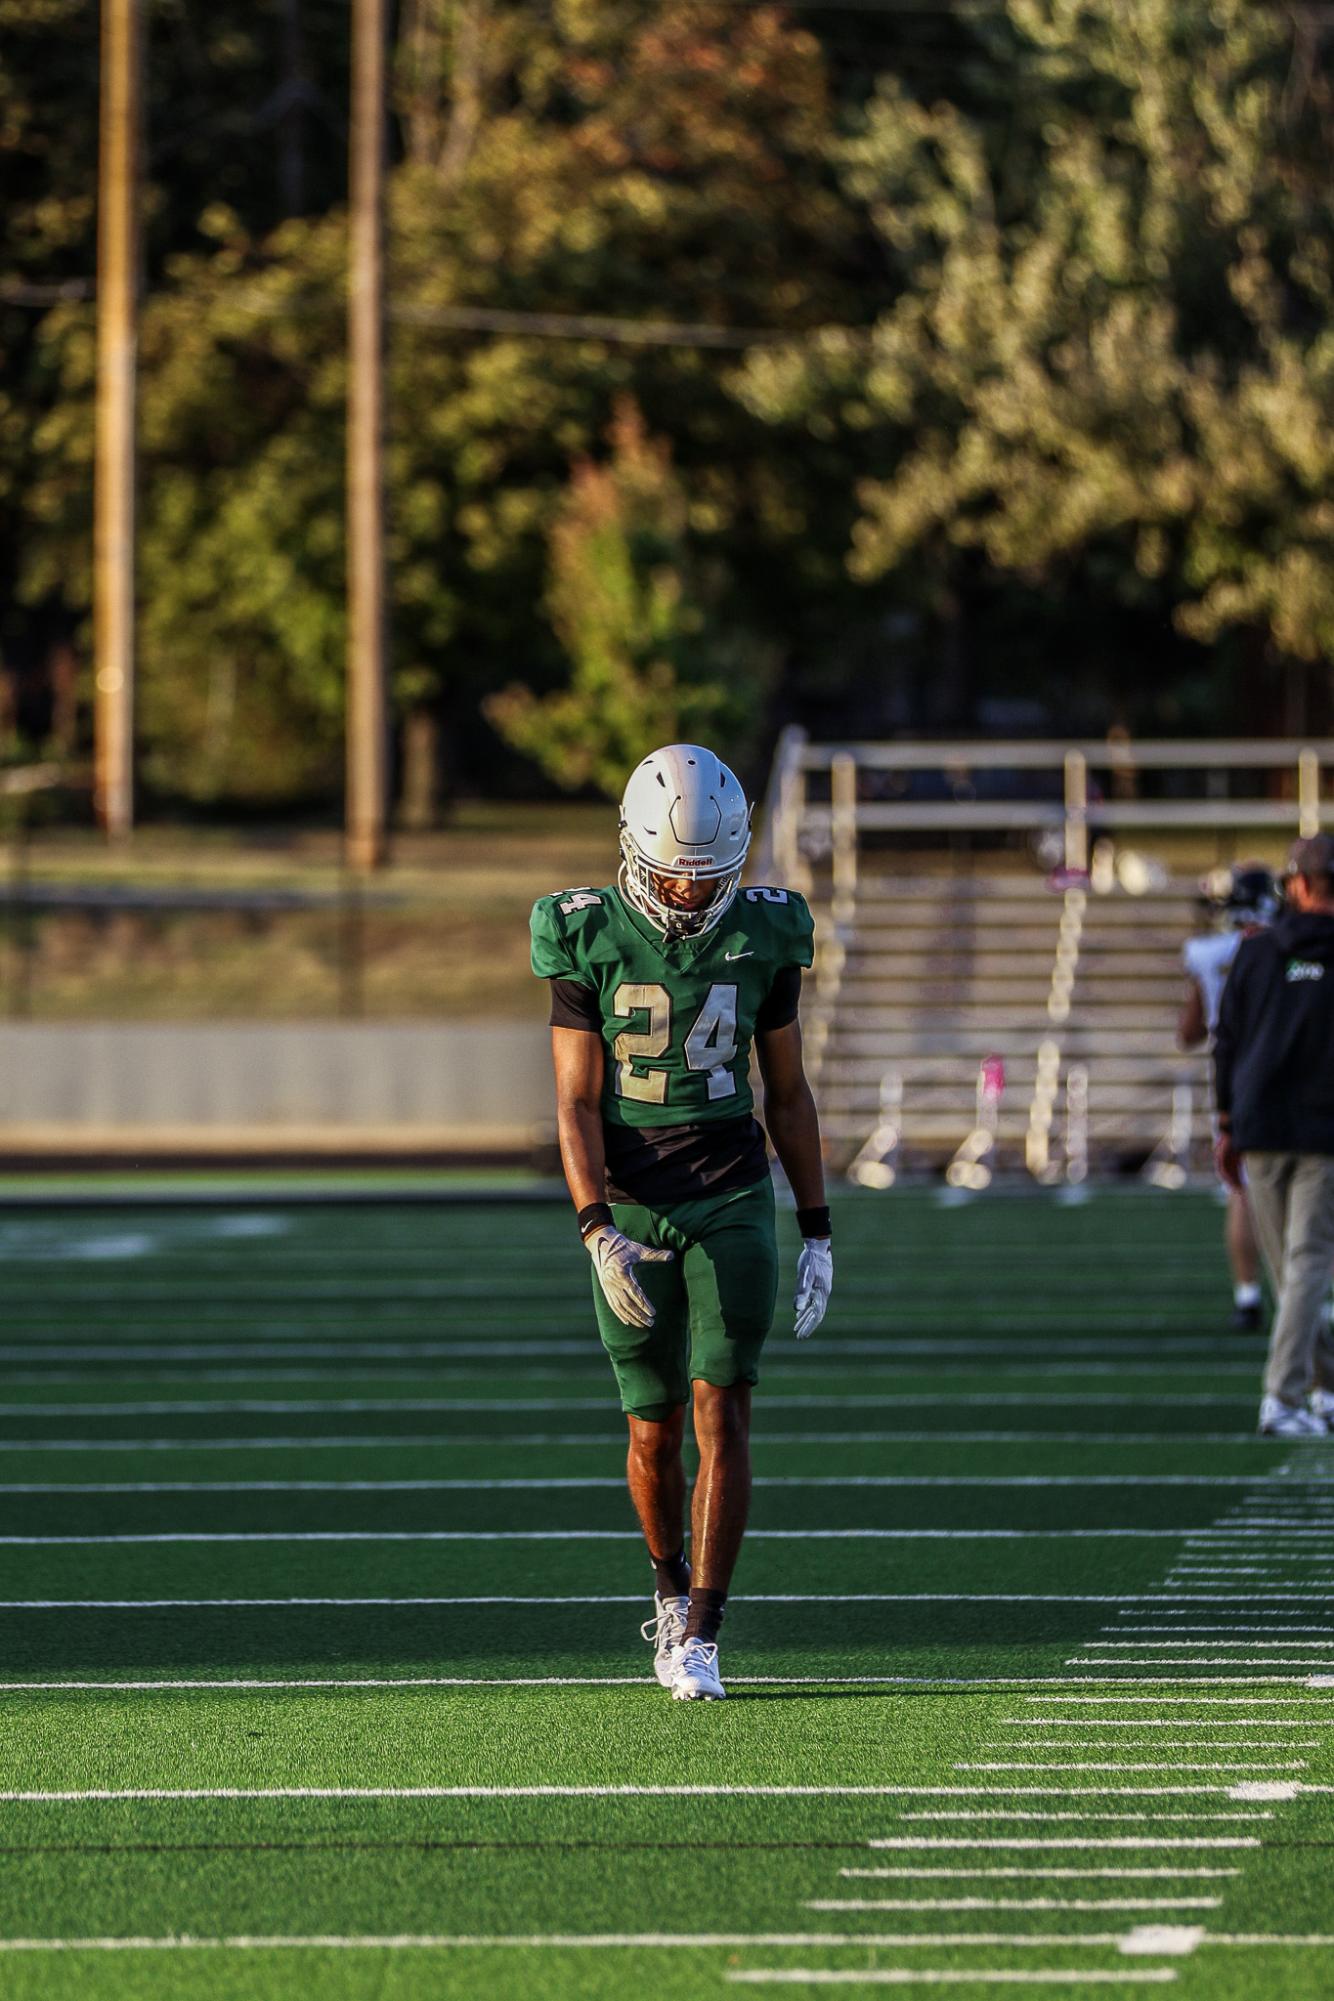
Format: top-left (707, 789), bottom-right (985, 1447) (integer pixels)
top-left (398, 706), bottom-right (441, 829)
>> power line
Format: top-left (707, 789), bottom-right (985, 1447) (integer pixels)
top-left (0, 280), bottom-right (871, 348)
top-left (390, 302), bottom-right (851, 348)
top-left (0, 280), bottom-right (95, 307)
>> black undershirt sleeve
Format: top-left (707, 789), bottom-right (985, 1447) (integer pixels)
top-left (755, 964), bottom-right (802, 1033)
top-left (548, 977), bottom-right (601, 1032)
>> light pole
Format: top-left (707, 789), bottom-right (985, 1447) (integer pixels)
top-left (93, 0), bottom-right (143, 837)
top-left (346, 0), bottom-right (390, 871)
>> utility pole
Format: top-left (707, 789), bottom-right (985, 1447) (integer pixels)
top-left (93, 0), bottom-right (143, 838)
top-left (346, 0), bottom-right (390, 871)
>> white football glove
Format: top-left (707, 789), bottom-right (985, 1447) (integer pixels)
top-left (794, 1237), bottom-right (833, 1339)
top-left (586, 1226), bottom-right (674, 1329)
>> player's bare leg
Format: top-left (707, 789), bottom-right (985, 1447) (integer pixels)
top-left (690, 1380), bottom-right (752, 1595)
top-left (666, 1381), bottom-right (750, 1699)
top-left (627, 1407), bottom-right (692, 1684)
top-left (1227, 1188), bottom-right (1262, 1330)
top-left (626, 1406), bottom-right (688, 1568)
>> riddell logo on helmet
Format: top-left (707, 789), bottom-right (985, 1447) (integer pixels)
top-left (672, 856), bottom-right (714, 866)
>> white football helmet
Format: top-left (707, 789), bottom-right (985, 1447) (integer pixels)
top-left (619, 744), bottom-right (752, 938)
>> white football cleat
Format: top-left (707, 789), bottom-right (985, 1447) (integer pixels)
top-left (1308, 1387), bottom-right (1334, 1425)
top-left (640, 1593), bottom-right (689, 1689)
top-left (671, 1637), bottom-right (726, 1702)
top-left (1258, 1395), bottom-right (1328, 1438)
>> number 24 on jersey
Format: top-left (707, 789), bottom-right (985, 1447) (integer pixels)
top-left (613, 983), bottom-right (738, 1105)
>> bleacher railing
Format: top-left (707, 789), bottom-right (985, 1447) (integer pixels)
top-left (766, 734), bottom-right (1330, 892)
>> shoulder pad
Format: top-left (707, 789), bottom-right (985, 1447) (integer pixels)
top-left (530, 887), bottom-right (612, 978)
top-left (740, 885), bottom-right (815, 967)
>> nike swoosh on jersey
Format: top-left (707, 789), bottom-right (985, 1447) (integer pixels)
top-left (724, 949), bottom-right (753, 960)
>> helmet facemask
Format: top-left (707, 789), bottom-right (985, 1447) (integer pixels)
top-left (617, 828), bottom-right (749, 940)
top-left (616, 743), bottom-right (753, 939)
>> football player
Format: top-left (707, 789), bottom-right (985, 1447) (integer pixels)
top-left (531, 744), bottom-right (833, 1702)
top-left (1179, 863), bottom-right (1280, 1330)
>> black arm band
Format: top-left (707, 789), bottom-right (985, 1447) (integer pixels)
top-left (578, 1202), bottom-right (613, 1240)
top-left (797, 1205), bottom-right (832, 1240)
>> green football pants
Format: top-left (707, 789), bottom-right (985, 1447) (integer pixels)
top-left (590, 1177), bottom-right (780, 1421)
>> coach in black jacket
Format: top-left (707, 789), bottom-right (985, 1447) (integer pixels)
top-left (1215, 833), bottom-right (1334, 1438)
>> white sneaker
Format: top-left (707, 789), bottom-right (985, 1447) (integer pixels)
top-left (640, 1593), bottom-right (689, 1689)
top-left (1309, 1387), bottom-right (1334, 1424)
top-left (1258, 1395), bottom-right (1328, 1438)
top-left (671, 1637), bottom-right (726, 1702)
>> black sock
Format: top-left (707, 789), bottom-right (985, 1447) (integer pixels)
top-left (652, 1548), bottom-right (691, 1599)
top-left (685, 1587), bottom-right (726, 1646)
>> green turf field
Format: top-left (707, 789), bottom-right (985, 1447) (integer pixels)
top-left (2, 1187), bottom-right (1332, 1999)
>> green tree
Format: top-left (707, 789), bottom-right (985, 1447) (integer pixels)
top-left (0, 0), bottom-right (353, 771)
top-left (487, 399), bottom-right (772, 795)
top-left (741, 0), bottom-right (1334, 718)
top-left (15, 0), bottom-right (847, 802)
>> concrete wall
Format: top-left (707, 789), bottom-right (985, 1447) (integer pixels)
top-left (0, 1023), bottom-right (554, 1151)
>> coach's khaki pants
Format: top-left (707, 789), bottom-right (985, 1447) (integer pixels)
top-left (1244, 1152), bottom-right (1334, 1407)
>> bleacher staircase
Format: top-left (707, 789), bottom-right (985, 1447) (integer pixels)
top-left (810, 871), bottom-right (1210, 1178)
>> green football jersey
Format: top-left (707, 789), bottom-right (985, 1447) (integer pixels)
top-left (530, 883), bottom-right (815, 1132)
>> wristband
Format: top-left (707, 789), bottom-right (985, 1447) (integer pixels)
top-left (796, 1205), bottom-right (832, 1240)
top-left (578, 1202), bottom-right (613, 1241)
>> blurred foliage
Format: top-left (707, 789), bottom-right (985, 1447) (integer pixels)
top-left (1, 0), bottom-right (1331, 807)
top-left (741, 0), bottom-right (1334, 718)
top-left (487, 399), bottom-right (773, 793)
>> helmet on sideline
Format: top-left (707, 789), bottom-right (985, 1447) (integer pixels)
top-left (619, 744), bottom-right (752, 939)
top-left (1200, 862), bottom-right (1281, 929)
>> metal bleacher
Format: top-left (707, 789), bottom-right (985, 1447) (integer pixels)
top-left (759, 733), bottom-right (1331, 1182)
top-left (815, 873), bottom-right (1061, 1172)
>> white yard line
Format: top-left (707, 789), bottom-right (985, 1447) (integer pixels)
top-left (0, 1675), bottom-right (1325, 1691)
top-left (1001, 1740), bottom-right (1320, 1750)
top-left (1069, 1656), bottom-right (1334, 1667)
top-left (954, 1762), bottom-right (1306, 1773)
top-left (867, 1839), bottom-right (1260, 1850)
top-left (0, 1347), bottom-right (1256, 1365)
top-left (1024, 1696), bottom-right (1334, 1712)
top-left (0, 1475), bottom-right (1268, 1492)
top-left (838, 1869), bottom-right (1240, 1880)
top-left (894, 1814), bottom-right (1270, 1823)
top-left (0, 1936), bottom-right (1171, 1963)
top-left (0, 1392), bottom-right (1260, 1413)
top-left (805, 1898), bottom-right (1220, 1913)
top-left (1165, 1572), bottom-right (1334, 1582)
top-left (0, 1787), bottom-right (1276, 1806)
top-left (1090, 1641), bottom-right (1334, 1649)
top-left (1004, 1719), bottom-right (1323, 1728)
top-left (726, 1976), bottom-right (1178, 1989)
top-left (0, 1339), bottom-right (1249, 1361)
top-left (1108, 1626), bottom-right (1334, 1635)
top-left (0, 1432), bottom-right (1293, 1451)
top-left (0, 1594), bottom-right (1248, 1611)
top-left (1202, 1933), bottom-right (1334, 1946)
top-left (0, 1529), bottom-right (1217, 1545)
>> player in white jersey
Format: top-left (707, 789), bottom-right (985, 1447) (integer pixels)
top-left (1183, 927), bottom-right (1242, 1037)
top-left (1179, 865), bottom-right (1280, 1331)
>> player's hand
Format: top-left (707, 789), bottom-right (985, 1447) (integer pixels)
top-left (794, 1238), bottom-right (833, 1339)
top-left (586, 1226), bottom-right (674, 1329)
top-left (1215, 1134), bottom-right (1244, 1192)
